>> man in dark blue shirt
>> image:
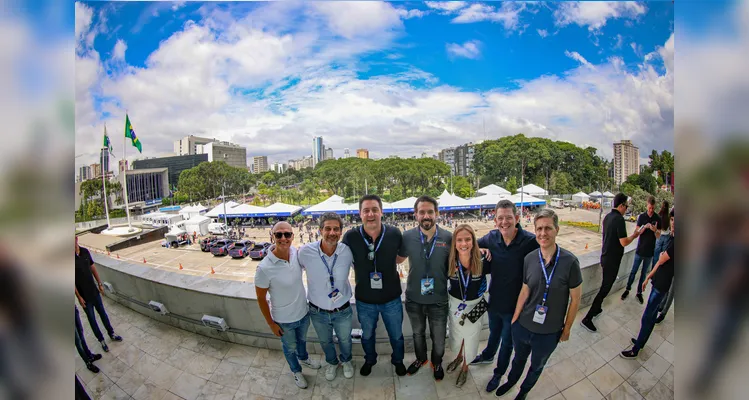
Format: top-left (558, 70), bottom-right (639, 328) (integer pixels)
top-left (475, 200), bottom-right (540, 393)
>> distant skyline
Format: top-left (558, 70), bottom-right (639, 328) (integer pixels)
top-left (75, 1), bottom-right (673, 171)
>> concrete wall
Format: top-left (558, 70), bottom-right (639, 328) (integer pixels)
top-left (92, 243), bottom-right (637, 355)
top-left (76, 216), bottom-right (143, 231)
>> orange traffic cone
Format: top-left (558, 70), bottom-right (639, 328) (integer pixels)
top-left (179, 263), bottom-right (183, 270)
top-left (143, 258), bottom-right (147, 263)
top-left (210, 267), bottom-right (215, 274)
top-left (585, 243), bottom-right (589, 250)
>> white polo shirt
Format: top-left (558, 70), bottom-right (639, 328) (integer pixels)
top-left (254, 246), bottom-right (309, 324)
top-left (295, 240), bottom-right (354, 311)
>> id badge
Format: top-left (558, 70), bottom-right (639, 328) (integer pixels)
top-left (533, 304), bottom-right (548, 324)
top-left (420, 278), bottom-right (435, 295)
top-left (328, 288), bottom-right (342, 303)
top-left (454, 302), bottom-right (467, 318)
top-left (370, 272), bottom-right (383, 289)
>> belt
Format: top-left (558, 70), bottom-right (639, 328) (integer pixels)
top-left (309, 300), bottom-right (350, 313)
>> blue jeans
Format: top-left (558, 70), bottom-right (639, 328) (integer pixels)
top-left (651, 235), bottom-right (671, 270)
top-left (309, 306), bottom-right (354, 365)
top-left (75, 306), bottom-right (94, 361)
top-left (83, 292), bottom-right (115, 342)
top-left (479, 310), bottom-right (514, 376)
top-left (356, 298), bottom-right (405, 365)
top-left (507, 323), bottom-right (562, 392)
top-left (277, 313), bottom-right (312, 373)
top-left (626, 254), bottom-right (653, 294)
top-left (633, 287), bottom-right (667, 352)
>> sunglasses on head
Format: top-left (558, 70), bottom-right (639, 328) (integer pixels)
top-left (274, 232), bottom-right (293, 239)
top-left (367, 243), bottom-right (375, 260)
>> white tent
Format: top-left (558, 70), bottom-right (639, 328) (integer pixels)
top-left (516, 184), bottom-right (549, 196)
top-left (571, 191), bottom-right (590, 204)
top-left (508, 193), bottom-right (547, 206)
top-left (437, 190), bottom-right (470, 210)
top-left (179, 204), bottom-right (208, 219)
top-left (182, 215), bottom-right (210, 236)
top-left (261, 202), bottom-right (303, 217)
top-left (223, 204), bottom-right (267, 217)
top-left (302, 195), bottom-right (354, 215)
top-left (383, 197), bottom-right (418, 213)
top-left (602, 191), bottom-right (615, 198)
top-left (477, 184), bottom-right (511, 196)
top-left (588, 191), bottom-right (603, 198)
top-left (464, 194), bottom-right (510, 209)
top-left (205, 201), bottom-right (239, 217)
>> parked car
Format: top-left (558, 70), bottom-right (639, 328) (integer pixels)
top-left (210, 239), bottom-right (235, 256)
top-left (249, 242), bottom-right (272, 260)
top-left (200, 236), bottom-right (220, 252)
top-left (228, 240), bottom-right (253, 259)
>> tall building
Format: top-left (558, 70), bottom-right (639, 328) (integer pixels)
top-left (613, 140), bottom-right (640, 185)
top-left (455, 142), bottom-right (477, 177)
top-left (271, 162), bottom-right (287, 174)
top-left (343, 148), bottom-right (350, 158)
top-left (119, 159), bottom-right (129, 174)
top-left (197, 141), bottom-right (247, 169)
top-left (253, 156), bottom-right (269, 174)
top-left (100, 149), bottom-right (110, 176)
top-left (132, 154), bottom-right (208, 190)
top-left (438, 148), bottom-right (456, 174)
top-left (90, 163), bottom-right (102, 178)
top-left (78, 165), bottom-right (92, 182)
top-left (325, 147), bottom-right (334, 161)
top-left (174, 135), bottom-right (214, 156)
top-left (288, 156), bottom-right (314, 170)
top-left (312, 136), bottom-right (324, 166)
top-left (356, 148), bottom-right (369, 159)
top-left (118, 168), bottom-right (169, 204)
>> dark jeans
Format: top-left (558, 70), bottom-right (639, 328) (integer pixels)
top-left (585, 255), bottom-right (621, 319)
top-left (506, 323), bottom-right (562, 392)
top-left (626, 254), bottom-right (653, 294)
top-left (277, 313), bottom-right (312, 373)
top-left (357, 297), bottom-right (405, 365)
top-left (309, 306), bottom-right (353, 365)
top-left (479, 310), bottom-right (514, 376)
top-left (83, 292), bottom-right (115, 342)
top-left (633, 287), bottom-right (666, 352)
top-left (75, 306), bottom-right (94, 361)
top-left (405, 299), bottom-right (448, 366)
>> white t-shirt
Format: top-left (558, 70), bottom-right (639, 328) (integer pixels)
top-left (254, 246), bottom-right (309, 323)
top-left (295, 241), bottom-right (354, 310)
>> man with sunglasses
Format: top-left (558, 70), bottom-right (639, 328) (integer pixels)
top-left (342, 194), bottom-right (407, 377)
top-left (255, 222), bottom-right (320, 390)
top-left (582, 193), bottom-right (642, 332)
top-left (295, 212), bottom-right (356, 382)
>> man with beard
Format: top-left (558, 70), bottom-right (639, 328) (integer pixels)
top-left (343, 194), bottom-right (407, 376)
top-left (395, 196), bottom-right (452, 380)
top-left (296, 212), bottom-right (356, 381)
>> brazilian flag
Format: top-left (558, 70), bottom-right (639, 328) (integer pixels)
top-left (125, 114), bottom-right (142, 153)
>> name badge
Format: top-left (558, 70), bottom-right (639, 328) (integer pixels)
top-left (421, 278), bottom-right (435, 295)
top-left (328, 288), bottom-right (342, 303)
top-left (454, 302), bottom-right (467, 318)
top-left (370, 272), bottom-right (383, 289)
top-left (533, 304), bottom-right (548, 324)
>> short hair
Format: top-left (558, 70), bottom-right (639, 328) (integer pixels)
top-left (319, 212), bottom-right (343, 230)
top-left (647, 195), bottom-right (656, 206)
top-left (414, 196), bottom-right (438, 213)
top-left (613, 193), bottom-right (628, 208)
top-left (359, 194), bottom-right (383, 211)
top-left (534, 209), bottom-right (559, 230)
top-left (495, 199), bottom-right (517, 215)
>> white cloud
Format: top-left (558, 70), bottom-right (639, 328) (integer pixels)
top-left (630, 42), bottom-right (643, 57)
top-left (451, 2), bottom-right (527, 29)
top-left (554, 2), bottom-right (647, 31)
top-left (446, 40), bottom-right (482, 60)
top-left (75, 2), bottom-right (93, 44)
top-left (396, 8), bottom-right (427, 19)
top-left (537, 29), bottom-right (548, 38)
top-left (614, 34), bottom-right (624, 49)
top-left (309, 2), bottom-right (403, 39)
top-left (425, 1), bottom-right (468, 13)
top-left (564, 50), bottom-right (595, 70)
top-left (112, 39), bottom-right (127, 60)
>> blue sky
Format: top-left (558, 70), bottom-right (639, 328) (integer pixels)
top-left (75, 1), bottom-right (675, 169)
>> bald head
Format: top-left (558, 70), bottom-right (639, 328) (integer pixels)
top-left (272, 221), bottom-right (293, 233)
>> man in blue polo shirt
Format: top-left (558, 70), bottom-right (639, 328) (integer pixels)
top-left (475, 200), bottom-right (540, 393)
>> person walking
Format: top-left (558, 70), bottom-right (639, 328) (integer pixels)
top-left (653, 203), bottom-right (674, 324)
top-left (621, 196), bottom-right (661, 304)
top-left (75, 305), bottom-right (102, 373)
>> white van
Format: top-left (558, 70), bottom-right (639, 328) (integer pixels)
top-left (208, 222), bottom-right (229, 235)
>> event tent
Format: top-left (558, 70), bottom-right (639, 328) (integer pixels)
top-left (383, 197), bottom-right (418, 213)
top-left (571, 191), bottom-right (590, 204)
top-left (588, 191), bottom-right (603, 198)
top-left (464, 194), bottom-right (510, 209)
top-left (219, 204), bottom-right (267, 218)
top-left (437, 190), bottom-right (471, 211)
top-left (180, 215), bottom-right (210, 236)
top-left (205, 201), bottom-right (239, 217)
top-left (477, 184), bottom-right (511, 196)
top-left (179, 203), bottom-right (208, 219)
top-left (602, 191), bottom-right (615, 198)
top-left (258, 202), bottom-right (303, 217)
top-left (508, 193), bottom-right (547, 206)
top-left (302, 195), bottom-right (357, 216)
top-left (516, 184), bottom-right (549, 196)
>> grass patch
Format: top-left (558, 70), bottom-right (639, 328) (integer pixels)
top-left (560, 220), bottom-right (600, 233)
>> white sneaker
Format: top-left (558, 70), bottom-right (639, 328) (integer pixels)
top-left (342, 361), bottom-right (354, 379)
top-left (293, 372), bottom-right (308, 389)
top-left (299, 357), bottom-right (321, 369)
top-left (325, 363), bottom-right (338, 381)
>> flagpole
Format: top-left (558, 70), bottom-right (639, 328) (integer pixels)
top-left (123, 113), bottom-right (132, 229)
top-left (101, 144), bottom-right (111, 228)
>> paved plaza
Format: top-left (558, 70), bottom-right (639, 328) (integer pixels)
top-left (77, 285), bottom-right (673, 400)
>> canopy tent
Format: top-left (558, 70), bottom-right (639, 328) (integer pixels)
top-left (516, 184), bottom-right (549, 196)
top-left (508, 193), bottom-right (547, 206)
top-left (383, 197), bottom-right (418, 213)
top-left (464, 194), bottom-right (510, 209)
top-left (588, 191), bottom-right (603, 198)
top-left (179, 204), bottom-right (209, 219)
top-left (205, 201), bottom-right (239, 217)
top-left (437, 190), bottom-right (471, 211)
top-left (571, 191), bottom-right (590, 204)
top-left (181, 215), bottom-right (210, 236)
top-left (602, 191), bottom-right (615, 198)
top-left (477, 184), bottom-right (511, 196)
top-left (302, 195), bottom-right (357, 216)
top-left (218, 204), bottom-right (267, 218)
top-left (256, 202), bottom-right (303, 217)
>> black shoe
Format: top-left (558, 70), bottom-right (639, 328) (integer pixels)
top-left (100, 341), bottom-right (109, 352)
top-left (86, 362), bottom-right (100, 373)
top-left (636, 294), bottom-right (644, 304)
top-left (495, 382), bottom-right (515, 397)
top-left (90, 353), bottom-right (102, 362)
top-left (621, 290), bottom-right (630, 300)
top-left (655, 314), bottom-right (666, 324)
top-left (581, 318), bottom-right (598, 333)
top-left (591, 309), bottom-right (603, 320)
top-left (433, 364), bottom-right (444, 381)
top-left (360, 362), bottom-right (375, 376)
top-left (471, 353), bottom-right (495, 365)
top-left (394, 362), bottom-right (407, 376)
top-left (486, 374), bottom-right (502, 392)
top-left (110, 334), bottom-right (123, 342)
top-left (407, 359), bottom-right (425, 375)
top-left (620, 348), bottom-right (639, 359)
top-left (514, 389), bottom-right (529, 400)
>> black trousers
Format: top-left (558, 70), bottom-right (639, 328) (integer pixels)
top-left (585, 255), bottom-right (621, 319)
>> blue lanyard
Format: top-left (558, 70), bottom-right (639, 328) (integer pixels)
top-left (419, 228), bottom-right (438, 260)
top-left (537, 246), bottom-right (561, 305)
top-left (457, 260), bottom-right (471, 303)
top-left (318, 246), bottom-right (338, 289)
top-left (360, 225), bottom-right (386, 271)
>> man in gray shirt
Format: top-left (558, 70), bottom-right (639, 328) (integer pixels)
top-left (396, 196), bottom-right (452, 380)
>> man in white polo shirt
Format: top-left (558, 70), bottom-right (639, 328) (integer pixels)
top-left (255, 221), bottom-right (320, 389)
top-left (296, 212), bottom-right (356, 381)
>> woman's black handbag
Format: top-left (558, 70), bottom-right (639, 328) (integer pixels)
top-left (460, 297), bottom-right (488, 325)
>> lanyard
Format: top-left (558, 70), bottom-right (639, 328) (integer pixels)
top-left (318, 245), bottom-right (339, 289)
top-left (537, 246), bottom-right (561, 306)
top-left (360, 225), bottom-right (386, 272)
top-left (419, 228), bottom-right (438, 278)
top-left (457, 260), bottom-right (471, 303)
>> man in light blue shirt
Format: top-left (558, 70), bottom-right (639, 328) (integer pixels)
top-left (295, 212), bottom-right (356, 382)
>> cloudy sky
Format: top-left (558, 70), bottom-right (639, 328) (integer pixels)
top-left (75, 1), bottom-right (674, 171)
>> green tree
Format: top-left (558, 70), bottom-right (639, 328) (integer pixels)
top-left (630, 188), bottom-right (651, 215)
top-left (549, 171), bottom-right (575, 195)
top-left (452, 176), bottom-right (475, 198)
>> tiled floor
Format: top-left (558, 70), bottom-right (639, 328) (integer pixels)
top-left (77, 286), bottom-right (674, 400)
